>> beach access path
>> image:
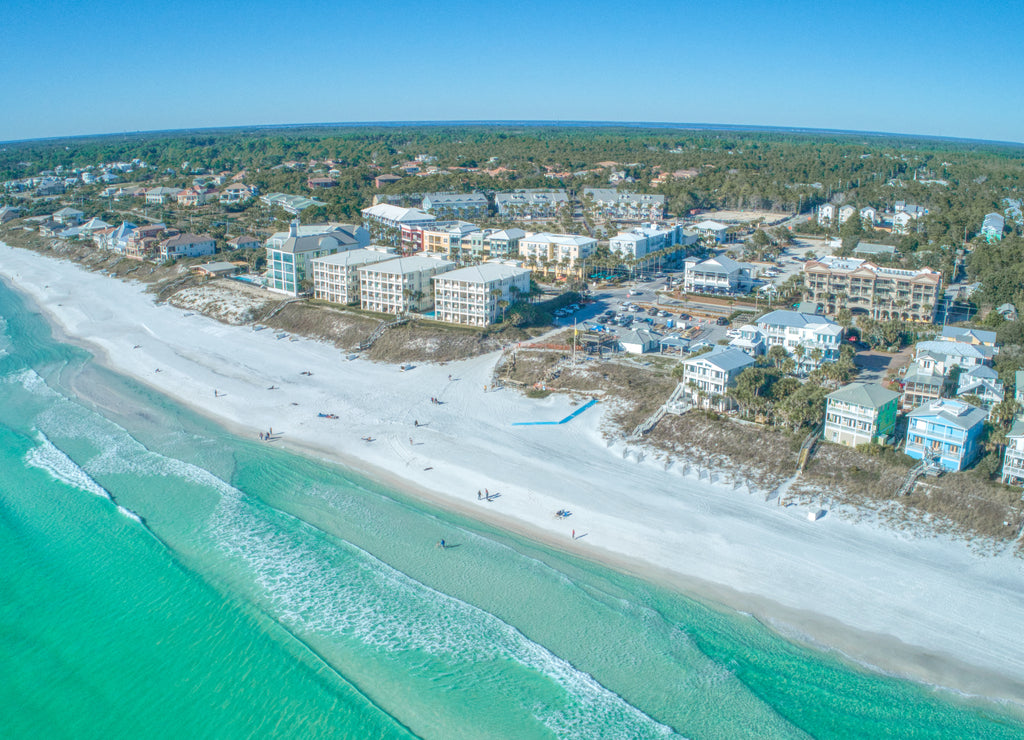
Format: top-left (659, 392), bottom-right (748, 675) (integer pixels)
top-left (3, 243), bottom-right (1024, 704)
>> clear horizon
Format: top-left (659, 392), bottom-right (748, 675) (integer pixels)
top-left (3, 0), bottom-right (1022, 145)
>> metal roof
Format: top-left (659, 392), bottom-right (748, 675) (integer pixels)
top-left (827, 382), bottom-right (899, 409)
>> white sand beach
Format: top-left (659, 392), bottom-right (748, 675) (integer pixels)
top-left (4, 242), bottom-right (1024, 704)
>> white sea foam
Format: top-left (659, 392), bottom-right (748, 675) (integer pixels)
top-left (25, 430), bottom-right (112, 501)
top-left (208, 495), bottom-right (678, 738)
top-left (116, 504), bottom-right (143, 524)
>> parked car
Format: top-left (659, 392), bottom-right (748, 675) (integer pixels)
top-left (716, 317), bottom-right (729, 326)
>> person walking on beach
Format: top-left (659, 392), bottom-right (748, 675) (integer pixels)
top-left (409, 437), bottom-right (414, 445)
top-left (572, 529), bottom-right (575, 539)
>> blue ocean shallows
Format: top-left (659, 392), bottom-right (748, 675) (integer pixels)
top-left (0, 275), bottom-right (1022, 739)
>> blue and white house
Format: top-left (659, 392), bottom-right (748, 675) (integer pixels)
top-left (754, 310), bottom-right (843, 371)
top-left (904, 399), bottom-right (986, 472)
top-left (680, 346), bottom-right (755, 410)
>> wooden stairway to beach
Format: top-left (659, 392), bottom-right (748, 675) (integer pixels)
top-left (358, 316), bottom-right (410, 351)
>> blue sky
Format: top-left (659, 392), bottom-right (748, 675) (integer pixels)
top-left (3, 0), bottom-right (1021, 143)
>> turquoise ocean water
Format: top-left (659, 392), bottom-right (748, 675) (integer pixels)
top-left (1, 277), bottom-right (1022, 739)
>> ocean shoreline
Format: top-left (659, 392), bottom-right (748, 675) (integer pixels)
top-left (3, 242), bottom-right (1024, 709)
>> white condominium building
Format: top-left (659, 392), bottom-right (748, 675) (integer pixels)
top-left (311, 248), bottom-right (397, 305)
top-left (518, 233), bottom-right (596, 269)
top-left (433, 262), bottom-right (532, 326)
top-left (358, 256), bottom-right (455, 314)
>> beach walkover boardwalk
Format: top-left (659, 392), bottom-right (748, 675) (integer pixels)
top-left (512, 397), bottom-right (598, 426)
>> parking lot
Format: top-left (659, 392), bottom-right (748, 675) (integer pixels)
top-left (552, 272), bottom-right (731, 351)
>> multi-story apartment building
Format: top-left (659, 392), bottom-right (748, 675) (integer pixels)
top-left (358, 256), bottom-right (455, 314)
top-left (518, 233), bottom-right (597, 278)
top-left (360, 203), bottom-right (436, 246)
top-left (824, 382), bottom-right (899, 447)
top-left (905, 399), bottom-right (986, 471)
top-left (432, 262), bottom-right (531, 326)
top-left (755, 310), bottom-right (843, 371)
top-left (1001, 419), bottom-right (1024, 485)
top-left (683, 254), bottom-right (753, 294)
top-left (266, 222), bottom-right (365, 295)
top-left (609, 223), bottom-right (698, 261)
top-left (310, 248), bottom-right (397, 305)
top-left (421, 192), bottom-right (489, 220)
top-left (464, 228), bottom-right (527, 261)
top-left (582, 188), bottom-right (666, 221)
top-left (680, 346), bottom-right (755, 410)
top-left (420, 221), bottom-right (482, 262)
top-left (802, 256), bottom-right (942, 322)
top-left (493, 189), bottom-right (569, 219)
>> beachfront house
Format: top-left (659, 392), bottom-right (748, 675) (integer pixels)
top-left (0, 206), bottom-right (23, 223)
top-left (358, 255), bottom-right (455, 315)
top-left (680, 346), bottom-right (755, 411)
top-left (838, 205), bottom-right (857, 224)
top-left (754, 310), bottom-right (843, 372)
top-left (226, 235), bottom-right (260, 250)
top-left (311, 248), bottom-right (397, 305)
top-left (824, 382), bottom-right (900, 448)
top-left (617, 328), bottom-right (661, 355)
top-left (432, 262), bottom-right (531, 326)
top-left (1001, 419), bottom-right (1024, 485)
top-left (158, 233), bottom-right (216, 261)
top-left (904, 398), bottom-right (986, 472)
top-left (266, 221), bottom-right (365, 295)
top-left (860, 206), bottom-right (878, 225)
top-left (683, 254), bottom-right (753, 294)
top-left (52, 207), bottom-right (84, 226)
